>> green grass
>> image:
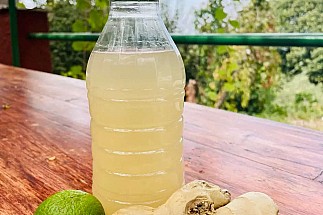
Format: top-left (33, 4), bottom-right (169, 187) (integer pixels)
top-left (273, 73), bottom-right (323, 131)
top-left (276, 73), bottom-right (323, 104)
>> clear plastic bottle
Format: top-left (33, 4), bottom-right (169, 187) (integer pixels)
top-left (86, 0), bottom-right (185, 214)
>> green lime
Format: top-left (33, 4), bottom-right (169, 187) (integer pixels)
top-left (34, 190), bottom-right (105, 215)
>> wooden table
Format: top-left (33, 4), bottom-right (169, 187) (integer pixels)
top-left (0, 64), bottom-right (322, 215)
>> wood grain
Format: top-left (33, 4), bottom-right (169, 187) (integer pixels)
top-left (0, 64), bottom-right (323, 215)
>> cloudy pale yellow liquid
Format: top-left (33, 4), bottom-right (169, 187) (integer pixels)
top-left (86, 50), bottom-right (185, 214)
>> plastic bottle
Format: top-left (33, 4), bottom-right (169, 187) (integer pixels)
top-left (86, 1), bottom-right (186, 214)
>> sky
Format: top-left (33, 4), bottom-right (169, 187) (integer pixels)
top-left (161, 0), bottom-right (209, 33)
top-left (161, 0), bottom-right (250, 33)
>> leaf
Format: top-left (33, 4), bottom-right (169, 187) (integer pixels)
top-left (228, 62), bottom-right (239, 72)
top-left (207, 91), bottom-right (217, 101)
top-left (215, 7), bottom-right (227, 21)
top-left (70, 65), bottom-right (82, 72)
top-left (229, 20), bottom-right (240, 28)
top-left (16, 2), bottom-right (26, 9)
top-left (88, 10), bottom-right (106, 31)
top-left (88, 10), bottom-right (101, 31)
top-left (64, 65), bottom-right (86, 80)
top-left (95, 0), bottom-right (108, 9)
top-left (217, 70), bottom-right (227, 79)
top-left (209, 82), bottom-right (216, 90)
top-left (72, 42), bottom-right (84, 51)
top-left (216, 46), bottom-right (228, 55)
top-left (223, 83), bottom-right (235, 92)
top-left (76, 0), bottom-right (91, 10)
top-left (72, 41), bottom-right (95, 51)
top-left (72, 20), bottom-right (88, 32)
top-left (217, 28), bottom-right (225, 33)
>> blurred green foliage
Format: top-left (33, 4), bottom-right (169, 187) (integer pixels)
top-left (48, 0), bottom-right (109, 79)
top-left (180, 0), bottom-right (282, 115)
top-left (71, 0), bottom-right (109, 52)
top-left (273, 0), bottom-right (323, 85)
top-left (180, 0), bottom-right (323, 130)
top-left (48, 1), bottom-right (84, 76)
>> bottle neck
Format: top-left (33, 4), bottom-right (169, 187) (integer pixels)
top-left (95, 0), bottom-right (176, 53)
top-left (110, 0), bottom-right (160, 18)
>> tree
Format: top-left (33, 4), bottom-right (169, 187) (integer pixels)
top-left (232, 0), bottom-right (282, 114)
top-left (273, 0), bottom-right (323, 84)
top-left (181, 0), bottom-right (282, 114)
top-left (48, 1), bottom-right (84, 77)
top-left (48, 0), bottom-right (109, 79)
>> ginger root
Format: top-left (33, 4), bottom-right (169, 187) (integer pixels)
top-left (214, 192), bottom-right (279, 215)
top-left (113, 181), bottom-right (279, 215)
top-left (113, 180), bottom-right (231, 215)
top-left (164, 180), bottom-right (231, 215)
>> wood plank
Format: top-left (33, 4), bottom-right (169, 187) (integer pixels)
top-left (0, 66), bottom-right (90, 134)
top-left (0, 65), bottom-right (92, 214)
top-left (0, 122), bottom-right (91, 214)
top-left (0, 64), bottom-right (87, 109)
top-left (184, 139), bottom-right (323, 215)
top-left (184, 103), bottom-right (323, 180)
